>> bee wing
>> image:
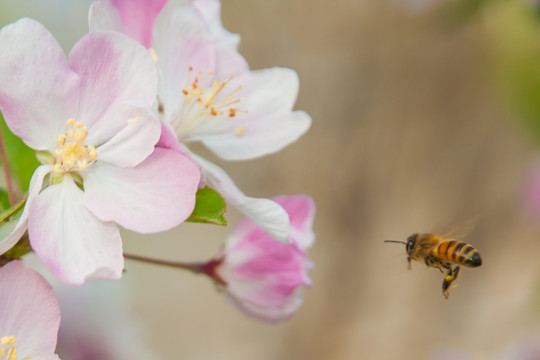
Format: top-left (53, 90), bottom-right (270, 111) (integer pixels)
top-left (437, 217), bottom-right (479, 240)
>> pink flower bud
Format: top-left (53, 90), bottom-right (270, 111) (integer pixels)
top-left (211, 195), bottom-right (315, 323)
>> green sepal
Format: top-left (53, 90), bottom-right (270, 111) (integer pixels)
top-left (186, 187), bottom-right (227, 226)
top-left (36, 150), bottom-right (54, 165)
top-left (50, 172), bottom-right (64, 185)
top-left (0, 112), bottom-right (39, 192)
top-left (0, 197), bottom-right (33, 264)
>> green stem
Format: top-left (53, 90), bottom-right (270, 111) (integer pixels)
top-left (0, 125), bottom-right (15, 206)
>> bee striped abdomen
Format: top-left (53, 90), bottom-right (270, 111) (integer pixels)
top-left (436, 240), bottom-right (482, 268)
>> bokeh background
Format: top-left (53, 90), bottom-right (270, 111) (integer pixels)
top-left (3, 0), bottom-right (540, 359)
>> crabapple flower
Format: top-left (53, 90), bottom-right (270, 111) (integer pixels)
top-left (0, 261), bottom-right (61, 360)
top-left (205, 195), bottom-right (315, 323)
top-left (89, 0), bottom-right (312, 243)
top-left (0, 18), bottom-right (200, 284)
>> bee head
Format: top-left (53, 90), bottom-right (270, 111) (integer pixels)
top-left (405, 234), bottom-right (418, 255)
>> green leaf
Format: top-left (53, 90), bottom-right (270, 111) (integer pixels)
top-left (186, 187), bottom-right (227, 226)
top-left (0, 188), bottom-right (9, 211)
top-left (0, 195), bottom-right (26, 224)
top-left (0, 111), bottom-right (39, 192)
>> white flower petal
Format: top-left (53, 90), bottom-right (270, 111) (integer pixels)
top-left (243, 67), bottom-right (300, 112)
top-left (88, 0), bottom-right (124, 34)
top-left (96, 107), bottom-right (161, 167)
top-left (28, 176), bottom-right (123, 284)
top-left (201, 110), bottom-right (311, 160)
top-left (153, 1), bottom-right (215, 119)
top-left (0, 18), bottom-right (79, 151)
top-left (191, 0), bottom-right (241, 49)
top-left (0, 166), bottom-right (50, 255)
top-left (190, 152), bottom-right (290, 243)
top-left (189, 66), bottom-right (310, 160)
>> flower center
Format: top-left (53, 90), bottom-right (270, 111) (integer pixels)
top-left (174, 67), bottom-right (247, 139)
top-left (53, 118), bottom-right (97, 174)
top-left (0, 336), bottom-right (31, 360)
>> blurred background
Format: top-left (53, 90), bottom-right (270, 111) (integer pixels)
top-left (3, 0), bottom-right (540, 359)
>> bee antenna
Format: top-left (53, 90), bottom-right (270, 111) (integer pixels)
top-left (384, 240), bottom-right (407, 245)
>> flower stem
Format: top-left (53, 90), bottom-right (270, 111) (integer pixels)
top-left (0, 125), bottom-right (15, 206)
top-left (123, 252), bottom-right (206, 274)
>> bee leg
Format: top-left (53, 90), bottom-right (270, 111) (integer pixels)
top-left (407, 256), bottom-right (412, 270)
top-left (442, 266), bottom-right (460, 299)
top-left (452, 266), bottom-right (461, 281)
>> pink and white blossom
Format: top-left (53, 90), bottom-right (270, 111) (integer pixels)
top-left (0, 18), bottom-right (200, 284)
top-left (89, 0), bottom-right (312, 243)
top-left (206, 195), bottom-right (315, 323)
top-left (0, 261), bottom-right (61, 360)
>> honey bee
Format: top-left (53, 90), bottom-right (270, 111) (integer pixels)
top-left (385, 233), bottom-right (482, 298)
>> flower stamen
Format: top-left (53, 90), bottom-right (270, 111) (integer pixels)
top-left (53, 119), bottom-right (97, 174)
top-left (0, 336), bottom-right (31, 360)
top-left (174, 67), bottom-right (248, 138)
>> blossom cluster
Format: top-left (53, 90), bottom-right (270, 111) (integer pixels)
top-left (0, 0), bottom-right (315, 357)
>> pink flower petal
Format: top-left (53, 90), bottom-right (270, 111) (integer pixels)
top-left (28, 176), bottom-right (123, 284)
top-left (68, 31), bottom-right (157, 146)
top-left (0, 18), bottom-right (79, 151)
top-left (157, 119), bottom-right (182, 151)
top-left (272, 195), bottom-right (316, 250)
top-left (191, 152), bottom-right (291, 243)
top-left (96, 107), bottom-right (161, 167)
top-left (0, 261), bottom-right (60, 356)
top-left (83, 148), bottom-right (200, 233)
top-left (217, 195), bottom-right (316, 323)
top-left (111, 0), bottom-right (168, 48)
top-left (0, 166), bottom-right (50, 255)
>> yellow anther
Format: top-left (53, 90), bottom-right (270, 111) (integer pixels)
top-left (53, 118), bottom-right (97, 174)
top-left (7, 346), bottom-right (16, 360)
top-left (1, 337), bottom-right (15, 346)
top-left (74, 131), bottom-right (84, 142)
top-left (57, 133), bottom-right (67, 145)
top-left (127, 113), bottom-right (141, 124)
top-left (235, 127), bottom-right (245, 135)
top-left (148, 48), bottom-right (159, 62)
